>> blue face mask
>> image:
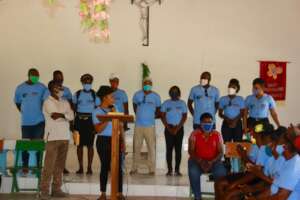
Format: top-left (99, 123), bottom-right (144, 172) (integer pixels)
top-left (253, 89), bottom-right (260, 96)
top-left (83, 84), bottom-right (92, 91)
top-left (201, 123), bottom-right (214, 133)
top-left (265, 145), bottom-right (273, 157)
top-left (143, 85), bottom-right (152, 92)
top-left (276, 145), bottom-right (284, 155)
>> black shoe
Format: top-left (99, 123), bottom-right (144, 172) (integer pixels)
top-left (86, 169), bottom-right (93, 175)
top-left (76, 168), bottom-right (83, 174)
top-left (63, 168), bottom-right (69, 174)
top-left (166, 171), bottom-right (173, 176)
top-left (175, 171), bottom-right (182, 176)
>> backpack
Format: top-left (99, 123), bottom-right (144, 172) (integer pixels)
top-left (74, 90), bottom-right (97, 111)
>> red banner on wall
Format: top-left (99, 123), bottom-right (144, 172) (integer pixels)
top-left (259, 61), bottom-right (287, 101)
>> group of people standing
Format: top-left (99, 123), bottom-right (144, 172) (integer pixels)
top-left (14, 67), bottom-right (284, 200)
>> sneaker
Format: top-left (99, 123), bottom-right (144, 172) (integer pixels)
top-left (52, 190), bottom-right (69, 198)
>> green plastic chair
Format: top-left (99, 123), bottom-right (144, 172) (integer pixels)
top-left (11, 140), bottom-right (45, 193)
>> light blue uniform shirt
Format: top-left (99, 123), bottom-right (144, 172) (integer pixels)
top-left (72, 90), bottom-right (100, 113)
top-left (133, 90), bottom-right (161, 127)
top-left (14, 82), bottom-right (47, 126)
top-left (161, 99), bottom-right (187, 125)
top-left (43, 86), bottom-right (72, 101)
top-left (248, 144), bottom-right (260, 163)
top-left (263, 156), bottom-right (285, 178)
top-left (113, 89), bottom-right (128, 113)
top-left (288, 180), bottom-right (300, 200)
top-left (219, 95), bottom-right (245, 119)
top-left (245, 94), bottom-right (276, 119)
top-left (271, 154), bottom-right (300, 195)
top-left (188, 85), bottom-right (220, 124)
top-left (92, 107), bottom-right (112, 137)
top-left (256, 145), bottom-right (271, 166)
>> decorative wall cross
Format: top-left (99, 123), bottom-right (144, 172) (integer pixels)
top-left (131, 0), bottom-right (162, 46)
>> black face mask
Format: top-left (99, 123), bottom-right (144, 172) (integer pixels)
top-left (170, 91), bottom-right (180, 100)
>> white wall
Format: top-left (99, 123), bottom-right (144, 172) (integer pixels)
top-left (0, 0), bottom-right (300, 139)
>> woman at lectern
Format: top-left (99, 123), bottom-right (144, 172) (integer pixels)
top-left (92, 86), bottom-right (125, 200)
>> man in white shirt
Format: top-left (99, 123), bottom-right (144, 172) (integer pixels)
top-left (40, 81), bottom-right (74, 200)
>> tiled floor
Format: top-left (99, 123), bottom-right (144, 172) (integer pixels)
top-left (0, 194), bottom-right (214, 200)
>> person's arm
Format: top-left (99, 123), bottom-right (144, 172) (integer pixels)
top-left (242, 108), bottom-right (248, 133)
top-left (15, 103), bottom-right (21, 112)
top-left (64, 102), bottom-right (75, 122)
top-left (248, 165), bottom-right (273, 184)
top-left (270, 108), bottom-right (280, 128)
top-left (94, 121), bottom-right (109, 133)
top-left (218, 108), bottom-right (225, 119)
top-left (210, 140), bottom-right (224, 164)
top-left (188, 99), bottom-right (194, 116)
top-left (155, 107), bottom-right (161, 119)
top-left (177, 113), bottom-right (187, 130)
top-left (161, 112), bottom-right (169, 128)
top-left (14, 88), bottom-right (22, 112)
top-left (133, 103), bottom-right (137, 114)
top-left (123, 102), bottom-right (129, 115)
top-left (43, 100), bottom-right (64, 120)
top-left (253, 188), bottom-right (291, 200)
top-left (188, 133), bottom-right (202, 163)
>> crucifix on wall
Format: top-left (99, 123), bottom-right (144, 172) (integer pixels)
top-left (131, 0), bottom-right (162, 46)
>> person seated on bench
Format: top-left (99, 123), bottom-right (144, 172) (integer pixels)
top-left (188, 112), bottom-right (227, 200)
top-left (222, 126), bottom-right (287, 200)
top-left (215, 124), bottom-right (274, 199)
top-left (247, 127), bottom-right (300, 200)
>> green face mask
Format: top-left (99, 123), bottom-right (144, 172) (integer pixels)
top-left (29, 75), bottom-right (39, 84)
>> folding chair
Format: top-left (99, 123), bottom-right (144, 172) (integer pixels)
top-left (11, 140), bottom-right (45, 193)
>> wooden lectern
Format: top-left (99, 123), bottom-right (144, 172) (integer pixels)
top-left (97, 114), bottom-right (134, 200)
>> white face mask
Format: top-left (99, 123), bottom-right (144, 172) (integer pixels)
top-left (200, 79), bottom-right (209, 86)
top-left (228, 87), bottom-right (237, 95)
top-left (57, 91), bottom-right (64, 98)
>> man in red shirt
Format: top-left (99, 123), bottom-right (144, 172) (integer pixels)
top-left (188, 112), bottom-right (227, 200)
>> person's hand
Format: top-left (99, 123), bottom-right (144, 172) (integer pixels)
top-left (238, 184), bottom-right (252, 194)
top-left (167, 125), bottom-right (174, 134)
top-left (244, 195), bottom-right (256, 200)
top-left (200, 160), bottom-right (211, 173)
top-left (243, 127), bottom-right (249, 134)
top-left (51, 112), bottom-right (64, 120)
top-left (173, 125), bottom-right (180, 135)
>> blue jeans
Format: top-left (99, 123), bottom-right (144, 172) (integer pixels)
top-left (21, 121), bottom-right (45, 168)
top-left (188, 159), bottom-right (227, 200)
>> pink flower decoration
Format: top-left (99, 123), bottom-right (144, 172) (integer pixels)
top-left (100, 11), bottom-right (109, 19)
top-left (267, 64), bottom-right (283, 80)
top-left (92, 12), bottom-right (101, 20)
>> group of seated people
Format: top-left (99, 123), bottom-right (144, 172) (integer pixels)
top-left (188, 111), bottom-right (300, 200)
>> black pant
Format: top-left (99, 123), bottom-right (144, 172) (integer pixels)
top-left (164, 126), bottom-right (184, 172)
top-left (96, 136), bottom-right (123, 193)
top-left (247, 117), bottom-right (270, 130)
top-left (221, 120), bottom-right (243, 143)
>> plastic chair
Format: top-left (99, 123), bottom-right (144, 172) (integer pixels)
top-left (11, 140), bottom-right (45, 193)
